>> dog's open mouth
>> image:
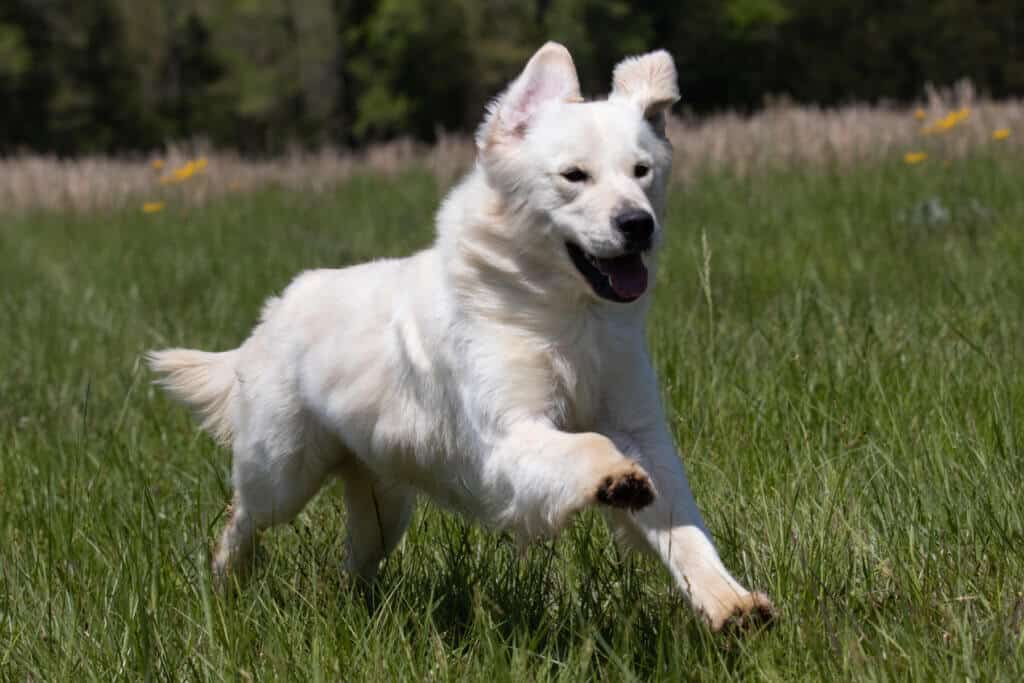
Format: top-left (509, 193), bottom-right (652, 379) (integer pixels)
top-left (566, 242), bottom-right (648, 303)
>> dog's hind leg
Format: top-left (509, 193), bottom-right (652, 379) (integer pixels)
top-left (212, 497), bottom-right (259, 585)
top-left (213, 434), bottom-right (337, 586)
top-left (338, 461), bottom-right (416, 583)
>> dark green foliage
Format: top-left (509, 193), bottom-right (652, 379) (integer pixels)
top-left (0, 0), bottom-right (1022, 153)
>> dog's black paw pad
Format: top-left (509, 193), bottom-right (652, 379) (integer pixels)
top-left (596, 471), bottom-right (655, 510)
top-left (714, 594), bottom-right (778, 635)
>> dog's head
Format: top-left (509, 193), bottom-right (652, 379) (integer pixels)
top-left (477, 43), bottom-right (679, 304)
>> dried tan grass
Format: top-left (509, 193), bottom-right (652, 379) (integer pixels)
top-left (670, 82), bottom-right (1024, 180)
top-left (2, 82), bottom-right (1021, 213)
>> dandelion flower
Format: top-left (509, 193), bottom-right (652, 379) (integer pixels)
top-left (992, 128), bottom-right (1010, 140)
top-left (151, 159), bottom-right (165, 169)
top-left (922, 107), bottom-right (970, 135)
top-left (142, 201), bottom-right (165, 213)
top-left (904, 152), bottom-right (928, 165)
top-left (160, 158), bottom-right (208, 184)
top-left (913, 108), bottom-right (926, 120)
top-left (160, 166), bottom-right (186, 184)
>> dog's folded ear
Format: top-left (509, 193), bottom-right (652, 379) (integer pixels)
top-left (477, 42), bottom-right (582, 150)
top-left (610, 50), bottom-right (680, 134)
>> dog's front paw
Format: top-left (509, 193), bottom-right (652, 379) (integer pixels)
top-left (595, 463), bottom-right (656, 510)
top-left (708, 592), bottom-right (777, 634)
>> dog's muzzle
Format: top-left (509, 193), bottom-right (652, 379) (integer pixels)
top-left (566, 242), bottom-right (649, 303)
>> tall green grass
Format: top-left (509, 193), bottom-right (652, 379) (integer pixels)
top-left (2, 153), bottom-right (1023, 680)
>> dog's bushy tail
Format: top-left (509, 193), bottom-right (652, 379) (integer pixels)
top-left (147, 348), bottom-right (240, 446)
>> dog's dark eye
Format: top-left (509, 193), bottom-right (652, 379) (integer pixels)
top-left (561, 168), bottom-right (589, 183)
top-left (634, 164), bottom-right (650, 178)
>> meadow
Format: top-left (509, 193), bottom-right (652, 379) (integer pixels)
top-left (2, 108), bottom-right (1024, 679)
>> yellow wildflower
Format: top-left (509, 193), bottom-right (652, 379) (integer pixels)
top-left (992, 128), bottom-right (1010, 140)
top-left (174, 164), bottom-right (196, 182)
top-left (922, 107), bottom-right (970, 135)
top-left (913, 108), bottom-right (926, 120)
top-left (142, 201), bottom-right (165, 213)
top-left (904, 152), bottom-right (928, 165)
top-left (160, 158), bottom-right (208, 184)
top-left (151, 159), bottom-right (165, 169)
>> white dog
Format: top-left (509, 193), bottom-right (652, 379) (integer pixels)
top-left (149, 43), bottom-right (775, 631)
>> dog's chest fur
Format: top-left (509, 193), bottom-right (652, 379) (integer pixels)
top-left (543, 329), bottom-right (604, 432)
top-left (482, 314), bottom-right (608, 435)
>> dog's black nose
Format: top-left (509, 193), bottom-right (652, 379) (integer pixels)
top-left (614, 209), bottom-right (655, 251)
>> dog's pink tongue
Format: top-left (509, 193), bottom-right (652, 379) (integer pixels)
top-left (599, 254), bottom-right (648, 300)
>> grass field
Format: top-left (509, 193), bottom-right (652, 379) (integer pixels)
top-left (2, 150), bottom-right (1023, 680)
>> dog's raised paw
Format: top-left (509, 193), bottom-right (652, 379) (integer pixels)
top-left (711, 592), bottom-right (777, 635)
top-left (595, 467), bottom-right (655, 510)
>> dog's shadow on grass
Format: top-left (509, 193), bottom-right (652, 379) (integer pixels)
top-left (215, 507), bottom-right (762, 676)
top-left (366, 515), bottom-right (740, 674)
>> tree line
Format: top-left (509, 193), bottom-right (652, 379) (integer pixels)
top-left (1, 0), bottom-right (1021, 155)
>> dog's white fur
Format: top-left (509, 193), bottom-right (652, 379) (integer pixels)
top-left (149, 43), bottom-right (774, 631)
